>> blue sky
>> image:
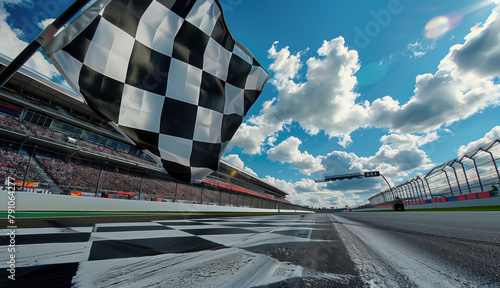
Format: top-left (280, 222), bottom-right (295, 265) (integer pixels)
top-left (1, 0), bottom-right (500, 208)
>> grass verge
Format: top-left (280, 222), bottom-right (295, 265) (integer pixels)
top-left (0, 211), bottom-right (304, 219)
top-left (357, 205), bottom-right (500, 212)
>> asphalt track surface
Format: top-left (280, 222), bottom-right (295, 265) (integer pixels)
top-left (333, 212), bottom-right (500, 287)
top-left (0, 213), bottom-right (364, 288)
top-left (1, 212), bottom-right (499, 287)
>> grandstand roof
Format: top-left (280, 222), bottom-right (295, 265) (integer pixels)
top-left (0, 53), bottom-right (95, 118)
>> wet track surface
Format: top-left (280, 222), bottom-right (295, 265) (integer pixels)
top-left (1, 212), bottom-right (499, 287)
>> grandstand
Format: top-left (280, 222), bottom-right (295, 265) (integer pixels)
top-left (0, 53), bottom-right (300, 210)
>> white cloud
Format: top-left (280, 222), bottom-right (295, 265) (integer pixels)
top-left (234, 6), bottom-right (500, 158)
top-left (380, 132), bottom-right (439, 149)
top-left (270, 38), bottom-right (367, 140)
top-left (229, 99), bottom-right (288, 155)
top-left (449, 9), bottom-right (500, 78)
top-left (457, 126), bottom-right (500, 156)
top-left (232, 37), bottom-right (368, 154)
top-left (0, 1), bottom-right (61, 80)
top-left (267, 41), bottom-right (304, 89)
top-left (266, 136), bottom-right (324, 175)
top-left (221, 154), bottom-right (258, 178)
top-left (406, 39), bottom-right (437, 58)
top-left (264, 175), bottom-right (364, 209)
top-left (317, 133), bottom-right (436, 194)
top-left (369, 6), bottom-right (500, 134)
top-left (37, 17), bottom-right (54, 29)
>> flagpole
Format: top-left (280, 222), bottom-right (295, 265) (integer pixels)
top-left (0, 0), bottom-right (92, 87)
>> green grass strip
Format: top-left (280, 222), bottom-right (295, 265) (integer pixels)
top-left (357, 205), bottom-right (500, 212)
top-left (0, 211), bottom-right (304, 219)
top-left (405, 205), bottom-right (500, 212)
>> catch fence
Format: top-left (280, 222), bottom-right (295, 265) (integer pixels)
top-left (369, 140), bottom-right (500, 206)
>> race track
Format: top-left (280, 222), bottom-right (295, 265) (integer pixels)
top-left (332, 212), bottom-right (500, 287)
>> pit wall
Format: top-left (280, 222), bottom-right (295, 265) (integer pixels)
top-left (0, 191), bottom-right (311, 214)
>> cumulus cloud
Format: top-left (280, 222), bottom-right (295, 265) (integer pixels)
top-left (448, 9), bottom-right (500, 78)
top-left (264, 175), bottom-right (363, 208)
top-left (221, 154), bottom-right (258, 178)
top-left (267, 41), bottom-right (304, 89)
top-left (267, 136), bottom-right (324, 175)
top-left (457, 126), bottom-right (500, 156)
top-left (0, 1), bottom-right (61, 80)
top-left (37, 17), bottom-right (54, 29)
top-left (260, 134), bottom-right (435, 207)
top-left (380, 132), bottom-right (439, 149)
top-left (233, 5), bottom-right (500, 161)
top-left (369, 6), bottom-right (500, 134)
top-left (231, 37), bottom-right (368, 154)
top-left (316, 133), bottom-right (436, 195)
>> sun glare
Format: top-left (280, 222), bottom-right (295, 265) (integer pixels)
top-left (424, 0), bottom-right (496, 39)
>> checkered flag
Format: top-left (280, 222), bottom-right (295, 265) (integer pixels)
top-left (43, 0), bottom-right (270, 183)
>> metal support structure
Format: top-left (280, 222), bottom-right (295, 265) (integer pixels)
top-left (21, 145), bottom-right (37, 191)
top-left (404, 181), bottom-right (417, 202)
top-left (67, 150), bottom-right (78, 165)
top-left (423, 177), bottom-right (433, 198)
top-left (410, 179), bottom-right (422, 201)
top-left (401, 185), bottom-right (406, 200)
top-left (441, 168), bottom-right (454, 196)
top-left (138, 176), bottom-right (144, 200)
top-left (174, 182), bottom-right (178, 202)
top-left (478, 148), bottom-right (500, 182)
top-left (416, 177), bottom-right (428, 200)
top-left (456, 161), bottom-right (472, 194)
top-left (0, 0), bottom-right (92, 87)
top-left (17, 136), bottom-right (31, 155)
top-left (402, 185), bottom-right (409, 202)
top-left (462, 155), bottom-right (484, 192)
top-left (95, 162), bottom-right (107, 197)
top-left (446, 164), bottom-right (462, 195)
top-left (414, 179), bottom-right (423, 201)
top-left (403, 182), bottom-right (412, 202)
top-left (200, 187), bottom-right (204, 204)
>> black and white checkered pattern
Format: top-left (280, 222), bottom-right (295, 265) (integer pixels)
top-left (0, 216), bottom-right (316, 287)
top-left (43, 0), bottom-right (270, 183)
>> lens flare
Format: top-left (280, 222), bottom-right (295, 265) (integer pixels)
top-left (230, 169), bottom-right (237, 177)
top-left (425, 14), bottom-right (463, 39)
top-left (425, 16), bottom-right (450, 39)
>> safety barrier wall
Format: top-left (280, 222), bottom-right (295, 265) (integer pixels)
top-left (0, 137), bottom-right (305, 212)
top-left (366, 192), bottom-right (500, 211)
top-left (369, 139), bottom-right (500, 207)
top-left (0, 191), bottom-right (312, 214)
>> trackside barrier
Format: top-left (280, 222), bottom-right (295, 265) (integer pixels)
top-left (369, 190), bottom-right (497, 210)
top-left (0, 191), bottom-right (313, 214)
top-left (466, 193), bottom-right (477, 200)
top-left (369, 139), bottom-right (500, 208)
top-left (375, 205), bottom-right (392, 209)
top-left (477, 191), bottom-right (491, 198)
top-left (431, 197), bottom-right (447, 203)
